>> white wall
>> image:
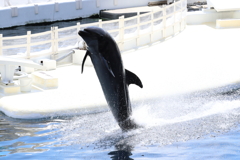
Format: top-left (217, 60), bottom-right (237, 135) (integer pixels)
top-left (0, 0), bottom-right (4, 7)
top-left (0, 0), bottom-right (75, 7)
top-left (0, 0), bottom-right (162, 28)
top-left (233, 11), bottom-right (240, 18)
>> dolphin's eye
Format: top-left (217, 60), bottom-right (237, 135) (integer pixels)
top-left (99, 35), bottom-right (104, 40)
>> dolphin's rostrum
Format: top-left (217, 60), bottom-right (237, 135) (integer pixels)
top-left (78, 27), bottom-right (143, 131)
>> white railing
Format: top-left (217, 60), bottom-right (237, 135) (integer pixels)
top-left (0, 0), bottom-right (187, 59)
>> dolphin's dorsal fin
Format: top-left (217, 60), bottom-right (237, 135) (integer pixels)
top-left (101, 56), bottom-right (115, 77)
top-left (81, 50), bottom-right (90, 73)
top-left (125, 69), bottom-right (143, 88)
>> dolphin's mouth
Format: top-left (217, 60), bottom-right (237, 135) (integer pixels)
top-left (78, 29), bottom-right (96, 48)
top-left (78, 29), bottom-right (90, 39)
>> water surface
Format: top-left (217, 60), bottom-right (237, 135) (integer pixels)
top-left (0, 18), bottom-right (100, 37)
top-left (1, 86), bottom-right (240, 159)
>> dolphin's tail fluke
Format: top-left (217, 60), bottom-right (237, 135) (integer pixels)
top-left (118, 118), bottom-right (140, 132)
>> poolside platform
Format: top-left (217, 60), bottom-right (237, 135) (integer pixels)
top-left (1, 23), bottom-right (240, 119)
top-left (100, 5), bottom-right (163, 19)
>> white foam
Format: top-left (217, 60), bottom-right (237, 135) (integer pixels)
top-left (132, 94), bottom-right (240, 125)
top-left (52, 95), bottom-right (240, 148)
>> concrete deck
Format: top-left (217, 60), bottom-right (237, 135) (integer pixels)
top-left (1, 23), bottom-right (240, 119)
top-left (101, 6), bottom-right (163, 19)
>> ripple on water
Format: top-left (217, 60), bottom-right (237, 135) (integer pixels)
top-left (2, 89), bottom-right (240, 159)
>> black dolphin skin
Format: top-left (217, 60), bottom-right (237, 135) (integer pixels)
top-left (78, 26), bottom-right (143, 131)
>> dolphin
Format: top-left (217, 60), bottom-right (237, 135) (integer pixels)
top-left (78, 26), bottom-right (143, 131)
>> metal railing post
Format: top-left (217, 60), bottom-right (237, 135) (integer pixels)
top-left (77, 22), bottom-right (81, 42)
top-left (119, 16), bottom-right (124, 51)
top-left (0, 34), bottom-right (2, 56)
top-left (150, 10), bottom-right (154, 43)
top-left (77, 22), bottom-right (81, 31)
top-left (163, 5), bottom-right (166, 38)
top-left (54, 26), bottom-right (59, 54)
top-left (26, 31), bottom-right (31, 59)
top-left (51, 27), bottom-right (55, 54)
top-left (99, 19), bottom-right (102, 28)
top-left (180, 0), bottom-right (184, 31)
top-left (173, 2), bottom-right (177, 34)
top-left (136, 12), bottom-right (140, 47)
top-left (183, 0), bottom-right (187, 30)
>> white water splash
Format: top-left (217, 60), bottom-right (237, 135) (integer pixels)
top-left (52, 90), bottom-right (240, 149)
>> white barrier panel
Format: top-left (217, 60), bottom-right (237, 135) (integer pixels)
top-left (0, 0), bottom-right (187, 59)
top-left (0, 0), bottom-right (75, 7)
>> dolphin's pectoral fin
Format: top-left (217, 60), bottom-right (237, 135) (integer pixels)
top-left (81, 50), bottom-right (90, 74)
top-left (125, 69), bottom-right (143, 88)
top-left (101, 56), bottom-right (115, 77)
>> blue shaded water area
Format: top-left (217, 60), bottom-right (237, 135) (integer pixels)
top-left (0, 18), bottom-right (100, 37)
top-left (1, 84), bottom-right (240, 159)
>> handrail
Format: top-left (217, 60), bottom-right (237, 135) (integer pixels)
top-left (2, 35), bottom-right (28, 40)
top-left (31, 31), bottom-right (52, 37)
top-left (101, 18), bottom-right (120, 24)
top-left (0, 0), bottom-right (187, 58)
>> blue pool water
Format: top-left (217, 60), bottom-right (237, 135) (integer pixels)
top-left (1, 85), bottom-right (240, 159)
top-left (0, 18), bottom-right (100, 37)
